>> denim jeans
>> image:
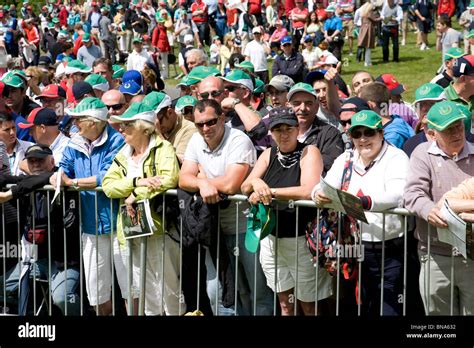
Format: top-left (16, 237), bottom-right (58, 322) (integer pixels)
top-left (0, 260), bottom-right (81, 315)
top-left (223, 233), bottom-right (274, 316)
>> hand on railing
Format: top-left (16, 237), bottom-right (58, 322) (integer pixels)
top-left (198, 181), bottom-right (222, 204)
top-left (249, 178), bottom-right (272, 206)
top-left (138, 176), bottom-right (162, 190)
top-left (427, 206), bottom-right (448, 228)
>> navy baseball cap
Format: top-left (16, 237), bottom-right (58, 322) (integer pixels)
top-left (119, 70), bottom-right (144, 95)
top-left (25, 144), bottom-right (53, 159)
top-left (19, 107), bottom-right (58, 128)
top-left (304, 69), bottom-right (327, 86)
top-left (72, 81), bottom-right (94, 100)
top-left (281, 36), bottom-right (292, 45)
top-left (452, 55), bottom-right (474, 77)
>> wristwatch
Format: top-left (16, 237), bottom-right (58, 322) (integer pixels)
top-left (232, 98), bottom-right (241, 108)
top-left (271, 188), bottom-right (277, 197)
top-left (72, 179), bottom-right (79, 188)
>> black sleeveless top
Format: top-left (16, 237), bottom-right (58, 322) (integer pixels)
top-left (262, 142), bottom-right (315, 238)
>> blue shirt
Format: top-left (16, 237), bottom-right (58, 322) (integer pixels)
top-left (324, 16), bottom-right (343, 32)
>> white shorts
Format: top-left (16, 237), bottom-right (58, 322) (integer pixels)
top-left (260, 235), bottom-right (333, 302)
top-left (127, 234), bottom-right (186, 316)
top-left (82, 233), bottom-right (115, 306)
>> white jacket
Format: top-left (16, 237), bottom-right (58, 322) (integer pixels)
top-left (312, 142), bottom-right (409, 242)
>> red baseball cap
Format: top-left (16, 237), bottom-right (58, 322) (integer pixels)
top-left (375, 73), bottom-right (406, 95)
top-left (19, 107), bottom-right (59, 129)
top-left (159, 1), bottom-right (167, 5)
top-left (0, 12), bottom-right (4, 18)
top-left (38, 84), bottom-right (67, 99)
top-left (0, 81), bottom-right (10, 97)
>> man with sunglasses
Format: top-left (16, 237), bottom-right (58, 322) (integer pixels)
top-left (179, 98), bottom-right (273, 316)
top-left (219, 71), bottom-right (270, 152)
top-left (101, 90), bottom-right (128, 132)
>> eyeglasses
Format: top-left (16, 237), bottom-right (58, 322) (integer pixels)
top-left (119, 122), bottom-right (134, 129)
top-left (199, 90), bottom-right (224, 99)
top-left (350, 128), bottom-right (378, 139)
top-left (107, 103), bottom-right (124, 111)
top-left (225, 85), bottom-right (242, 92)
top-left (340, 119), bottom-right (351, 127)
top-left (195, 117), bottom-right (219, 128)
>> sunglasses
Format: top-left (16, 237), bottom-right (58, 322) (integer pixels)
top-left (350, 128), bottom-right (378, 139)
top-left (199, 90), bottom-right (224, 99)
top-left (225, 85), bottom-right (242, 92)
top-left (282, 43), bottom-right (291, 47)
top-left (107, 103), bottom-right (124, 111)
top-left (340, 119), bottom-right (351, 127)
top-left (195, 117), bottom-right (219, 128)
top-left (340, 107), bottom-right (359, 113)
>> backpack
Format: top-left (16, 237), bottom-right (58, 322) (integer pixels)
top-left (305, 151), bottom-right (361, 281)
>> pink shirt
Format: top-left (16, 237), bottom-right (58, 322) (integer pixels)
top-left (270, 27), bottom-right (288, 43)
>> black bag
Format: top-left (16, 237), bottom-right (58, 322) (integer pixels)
top-left (168, 53), bottom-right (176, 64)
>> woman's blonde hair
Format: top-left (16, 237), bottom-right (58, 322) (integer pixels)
top-left (223, 33), bottom-right (234, 47)
top-left (141, 67), bottom-right (157, 89)
top-left (26, 66), bottom-right (46, 81)
top-left (360, 2), bottom-right (375, 18)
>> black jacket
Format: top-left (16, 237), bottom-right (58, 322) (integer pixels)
top-left (272, 51), bottom-right (306, 83)
top-left (303, 117), bottom-right (345, 175)
top-left (177, 188), bottom-right (235, 308)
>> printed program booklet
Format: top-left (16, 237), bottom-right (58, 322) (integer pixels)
top-left (437, 199), bottom-right (467, 258)
top-left (320, 176), bottom-right (368, 223)
top-left (120, 199), bottom-right (156, 239)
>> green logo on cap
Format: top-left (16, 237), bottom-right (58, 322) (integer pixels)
top-left (419, 85), bottom-right (430, 96)
top-left (4, 75), bottom-right (12, 82)
top-left (439, 105), bottom-right (452, 116)
top-left (355, 112), bottom-right (368, 122)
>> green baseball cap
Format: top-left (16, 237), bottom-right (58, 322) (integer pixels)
top-left (133, 37), bottom-right (143, 44)
top-left (468, 0), bottom-right (474, 9)
top-left (112, 64), bottom-right (125, 79)
top-left (287, 82), bottom-right (317, 100)
top-left (457, 103), bottom-right (472, 132)
top-left (427, 100), bottom-right (467, 131)
top-left (142, 91), bottom-right (172, 113)
top-left (177, 75), bottom-right (191, 88)
top-left (444, 47), bottom-right (464, 61)
top-left (85, 74), bottom-right (109, 92)
top-left (47, 22), bottom-right (55, 28)
top-left (245, 203), bottom-right (275, 253)
top-left (235, 60), bottom-right (255, 73)
top-left (64, 60), bottom-right (92, 75)
top-left (175, 95), bottom-right (197, 112)
top-left (220, 69), bottom-right (253, 91)
top-left (110, 102), bottom-right (156, 124)
top-left (52, 17), bottom-right (60, 24)
top-left (253, 78), bottom-right (265, 94)
top-left (68, 97), bottom-right (108, 121)
top-left (348, 110), bottom-right (383, 133)
top-left (1, 71), bottom-right (25, 89)
top-left (414, 83), bottom-right (444, 104)
top-left (187, 66), bottom-right (221, 85)
top-left (82, 33), bottom-right (91, 42)
top-left (326, 4), bottom-right (336, 12)
top-left (116, 4), bottom-right (123, 10)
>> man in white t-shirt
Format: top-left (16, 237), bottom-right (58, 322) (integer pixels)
top-left (126, 37), bottom-right (153, 72)
top-left (243, 27), bottom-right (271, 83)
top-left (179, 98), bottom-right (273, 315)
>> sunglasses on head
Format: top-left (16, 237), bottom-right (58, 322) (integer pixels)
top-left (199, 90), bottom-right (223, 99)
top-left (107, 103), bottom-right (124, 111)
top-left (195, 117), bottom-right (219, 128)
top-left (350, 127), bottom-right (378, 139)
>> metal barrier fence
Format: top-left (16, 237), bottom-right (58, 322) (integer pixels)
top-left (0, 186), bottom-right (463, 316)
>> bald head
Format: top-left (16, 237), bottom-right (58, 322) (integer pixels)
top-left (102, 90), bottom-right (127, 116)
top-left (197, 76), bottom-right (226, 103)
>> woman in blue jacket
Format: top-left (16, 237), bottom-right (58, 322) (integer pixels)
top-left (50, 97), bottom-right (124, 316)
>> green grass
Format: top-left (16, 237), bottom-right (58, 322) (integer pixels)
top-left (165, 25), bottom-right (461, 103)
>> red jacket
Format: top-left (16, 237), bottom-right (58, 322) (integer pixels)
top-left (248, 0), bottom-right (262, 15)
top-left (59, 8), bottom-right (69, 27)
top-left (437, 0), bottom-right (455, 18)
top-left (152, 25), bottom-right (170, 53)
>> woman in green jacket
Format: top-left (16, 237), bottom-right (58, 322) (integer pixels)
top-left (102, 102), bottom-right (185, 316)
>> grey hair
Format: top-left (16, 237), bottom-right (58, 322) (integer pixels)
top-left (132, 119), bottom-right (158, 137)
top-left (185, 49), bottom-right (208, 65)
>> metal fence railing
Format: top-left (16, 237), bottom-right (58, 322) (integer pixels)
top-left (0, 186), bottom-right (464, 316)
